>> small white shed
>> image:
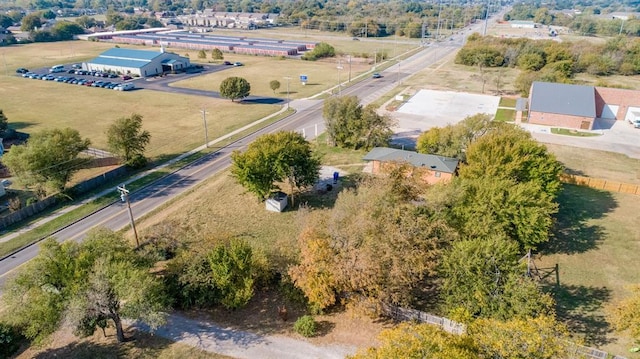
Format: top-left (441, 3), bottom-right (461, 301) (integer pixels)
top-left (266, 191), bottom-right (288, 212)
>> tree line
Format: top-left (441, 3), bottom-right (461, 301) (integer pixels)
top-left (456, 33), bottom-right (640, 95)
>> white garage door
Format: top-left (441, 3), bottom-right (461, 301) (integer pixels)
top-left (625, 106), bottom-right (640, 123)
top-left (601, 104), bottom-right (619, 119)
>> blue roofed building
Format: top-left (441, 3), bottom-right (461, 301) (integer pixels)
top-left (85, 47), bottom-right (190, 77)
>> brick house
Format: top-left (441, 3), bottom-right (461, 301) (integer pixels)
top-left (528, 81), bottom-right (640, 130)
top-left (363, 147), bottom-right (459, 185)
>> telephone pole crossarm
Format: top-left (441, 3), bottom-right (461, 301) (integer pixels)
top-left (116, 184), bottom-right (139, 247)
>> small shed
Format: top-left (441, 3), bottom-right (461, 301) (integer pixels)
top-left (266, 191), bottom-right (288, 212)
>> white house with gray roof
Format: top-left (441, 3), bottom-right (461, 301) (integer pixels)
top-left (363, 147), bottom-right (459, 185)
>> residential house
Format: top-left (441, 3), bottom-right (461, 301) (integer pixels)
top-left (363, 147), bottom-right (459, 185)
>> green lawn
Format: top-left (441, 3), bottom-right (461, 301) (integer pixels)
top-left (551, 128), bottom-right (601, 137)
top-left (494, 108), bottom-right (515, 122)
top-left (171, 54), bottom-right (372, 99)
top-left (498, 97), bottom-right (517, 107)
top-left (538, 185), bottom-right (640, 355)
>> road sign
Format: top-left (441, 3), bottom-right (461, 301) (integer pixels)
top-left (300, 75), bottom-right (308, 82)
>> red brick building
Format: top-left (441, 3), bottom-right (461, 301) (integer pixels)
top-left (528, 82), bottom-right (640, 130)
top-left (363, 147), bottom-right (459, 185)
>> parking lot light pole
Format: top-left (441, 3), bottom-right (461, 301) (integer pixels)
top-left (284, 76), bottom-right (291, 109)
top-left (117, 184), bottom-right (139, 247)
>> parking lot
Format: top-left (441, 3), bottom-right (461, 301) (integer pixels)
top-left (388, 89), bottom-right (640, 159)
top-left (17, 64), bottom-right (137, 91)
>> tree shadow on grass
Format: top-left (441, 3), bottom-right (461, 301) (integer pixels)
top-left (242, 97), bottom-right (284, 105)
top-left (294, 173), bottom-right (363, 210)
top-left (31, 329), bottom-right (173, 359)
top-left (8, 121), bottom-right (34, 130)
top-left (544, 283), bottom-right (612, 347)
top-left (540, 184), bottom-right (617, 255)
top-left (314, 320), bottom-right (337, 337)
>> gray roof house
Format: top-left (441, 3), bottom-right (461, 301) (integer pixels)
top-left (363, 147), bottom-right (459, 184)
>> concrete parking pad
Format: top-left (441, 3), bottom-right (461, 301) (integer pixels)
top-left (391, 89), bottom-right (500, 148)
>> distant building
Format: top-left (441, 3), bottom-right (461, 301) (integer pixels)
top-left (363, 147), bottom-right (459, 185)
top-left (85, 47), bottom-right (190, 77)
top-left (528, 81), bottom-right (640, 129)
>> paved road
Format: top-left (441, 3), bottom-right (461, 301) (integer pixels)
top-left (0, 41), bottom-right (461, 288)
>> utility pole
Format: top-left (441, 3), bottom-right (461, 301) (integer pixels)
top-left (200, 108), bottom-right (209, 148)
top-left (117, 184), bottom-right (139, 247)
top-left (397, 61), bottom-right (400, 83)
top-left (336, 60), bottom-right (343, 95)
top-left (483, 0), bottom-right (490, 36)
top-left (348, 55), bottom-right (352, 82)
top-left (283, 76), bottom-right (291, 108)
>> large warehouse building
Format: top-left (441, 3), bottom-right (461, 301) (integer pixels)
top-left (84, 47), bottom-right (191, 77)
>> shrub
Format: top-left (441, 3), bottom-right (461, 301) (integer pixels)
top-left (294, 315), bottom-right (317, 337)
top-left (0, 322), bottom-right (23, 358)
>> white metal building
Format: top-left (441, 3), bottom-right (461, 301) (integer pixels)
top-left (84, 47), bottom-right (191, 77)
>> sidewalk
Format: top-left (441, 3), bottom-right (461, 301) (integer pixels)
top-left (0, 103), bottom-right (295, 244)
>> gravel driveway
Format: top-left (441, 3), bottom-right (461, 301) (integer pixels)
top-left (134, 314), bottom-right (358, 359)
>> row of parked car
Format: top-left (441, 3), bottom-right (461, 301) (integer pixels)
top-left (18, 67), bottom-right (135, 91)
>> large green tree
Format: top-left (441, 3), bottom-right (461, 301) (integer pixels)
top-left (3, 127), bottom-right (90, 195)
top-left (219, 76), bottom-right (251, 102)
top-left (416, 113), bottom-right (493, 160)
top-left (106, 113), bottom-right (151, 168)
top-left (20, 13), bottom-right (42, 31)
top-left (447, 177), bottom-right (558, 249)
top-left (323, 96), bottom-right (394, 150)
top-left (231, 131), bottom-right (320, 202)
top-left (439, 235), bottom-right (554, 320)
top-left (3, 228), bottom-right (166, 343)
top-left (460, 124), bottom-right (563, 199)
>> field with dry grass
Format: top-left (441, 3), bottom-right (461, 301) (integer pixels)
top-left (545, 143), bottom-right (640, 185)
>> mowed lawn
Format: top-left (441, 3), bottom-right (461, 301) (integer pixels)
top-left (538, 185), bottom-right (640, 355)
top-left (1, 41), bottom-right (280, 159)
top-left (545, 143), bottom-right (640, 185)
top-left (171, 54), bottom-right (372, 99)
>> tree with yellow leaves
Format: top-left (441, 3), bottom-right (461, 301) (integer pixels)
top-left (611, 285), bottom-right (640, 343)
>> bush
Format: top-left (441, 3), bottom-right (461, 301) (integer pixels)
top-left (0, 322), bottom-right (23, 358)
top-left (293, 315), bottom-right (317, 337)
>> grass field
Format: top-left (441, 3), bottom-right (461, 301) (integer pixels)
top-left (538, 185), bottom-right (640, 355)
top-left (172, 55), bottom-right (372, 99)
top-left (1, 49), bottom-right (279, 159)
top-left (545, 144), bottom-right (640, 185)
